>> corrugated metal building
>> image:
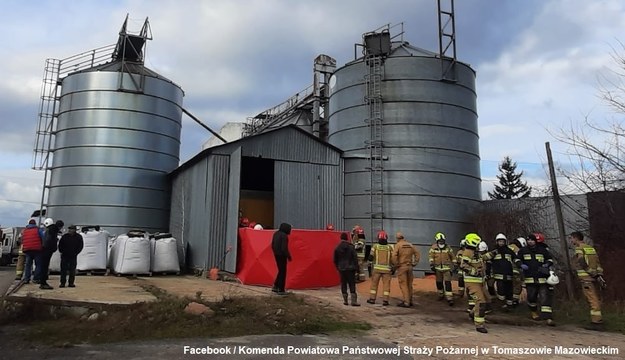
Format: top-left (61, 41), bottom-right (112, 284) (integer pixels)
top-left (169, 126), bottom-right (343, 273)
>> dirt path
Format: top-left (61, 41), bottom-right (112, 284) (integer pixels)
top-left (297, 278), bottom-right (624, 360)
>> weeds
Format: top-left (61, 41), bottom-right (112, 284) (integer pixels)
top-left (2, 292), bottom-right (370, 346)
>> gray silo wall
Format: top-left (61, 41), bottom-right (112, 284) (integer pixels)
top-left (48, 70), bottom-right (183, 235)
top-left (328, 56), bottom-right (481, 265)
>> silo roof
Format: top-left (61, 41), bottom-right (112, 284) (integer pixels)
top-left (345, 41), bottom-right (472, 69)
top-left (67, 60), bottom-right (182, 89)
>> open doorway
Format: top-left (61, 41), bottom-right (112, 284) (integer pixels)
top-left (239, 156), bottom-right (275, 229)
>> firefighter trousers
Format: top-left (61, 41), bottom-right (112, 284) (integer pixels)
top-left (457, 273), bottom-right (465, 295)
top-left (466, 282), bottom-right (486, 328)
top-left (512, 272), bottom-right (523, 303)
top-left (396, 265), bottom-right (414, 304)
top-left (495, 279), bottom-right (513, 306)
top-left (356, 258), bottom-right (366, 281)
top-left (435, 270), bottom-right (453, 300)
top-left (526, 283), bottom-right (552, 320)
top-left (369, 270), bottom-right (391, 302)
top-left (581, 280), bottom-right (602, 324)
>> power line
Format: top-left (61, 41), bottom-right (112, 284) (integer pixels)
top-left (0, 198), bottom-right (39, 205)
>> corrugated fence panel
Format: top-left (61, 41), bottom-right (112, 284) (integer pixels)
top-left (274, 161), bottom-right (343, 230)
top-left (206, 155), bottom-right (230, 270)
top-left (184, 157), bottom-right (211, 269)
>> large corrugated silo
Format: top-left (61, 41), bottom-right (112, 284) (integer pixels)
top-left (328, 38), bottom-right (481, 252)
top-left (43, 18), bottom-right (184, 234)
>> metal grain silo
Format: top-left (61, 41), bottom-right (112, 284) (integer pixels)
top-left (44, 18), bottom-right (184, 234)
top-left (328, 39), bottom-right (481, 252)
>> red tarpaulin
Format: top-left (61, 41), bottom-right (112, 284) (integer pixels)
top-left (236, 228), bottom-right (342, 289)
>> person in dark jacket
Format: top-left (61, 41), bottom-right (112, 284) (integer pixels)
top-left (20, 219), bottom-right (45, 284)
top-left (515, 233), bottom-right (555, 326)
top-left (333, 232), bottom-right (360, 306)
top-left (58, 225), bottom-right (84, 288)
top-left (271, 223), bottom-right (292, 295)
top-left (39, 218), bottom-right (64, 290)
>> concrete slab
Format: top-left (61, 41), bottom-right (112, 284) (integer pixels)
top-left (136, 276), bottom-right (273, 302)
top-left (7, 274), bottom-right (157, 307)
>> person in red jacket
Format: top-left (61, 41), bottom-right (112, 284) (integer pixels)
top-left (20, 219), bottom-right (44, 284)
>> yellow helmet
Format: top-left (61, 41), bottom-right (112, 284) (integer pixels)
top-left (434, 232), bottom-right (446, 241)
top-left (464, 233), bottom-right (482, 248)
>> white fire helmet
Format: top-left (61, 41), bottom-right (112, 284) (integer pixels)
top-left (495, 233), bottom-right (507, 241)
top-left (43, 218), bottom-right (54, 227)
top-left (517, 237), bottom-right (527, 247)
top-left (547, 270), bottom-right (560, 285)
top-left (253, 224), bottom-right (264, 230)
top-left (478, 241), bottom-right (488, 252)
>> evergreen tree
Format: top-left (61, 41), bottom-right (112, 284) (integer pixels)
top-left (488, 156), bottom-right (532, 199)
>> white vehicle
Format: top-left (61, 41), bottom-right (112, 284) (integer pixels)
top-left (1, 227), bottom-right (23, 266)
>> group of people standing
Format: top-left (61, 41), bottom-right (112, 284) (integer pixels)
top-left (17, 218), bottom-right (84, 289)
top-left (330, 226), bottom-right (607, 334)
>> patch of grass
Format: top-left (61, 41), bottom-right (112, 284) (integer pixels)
top-left (554, 299), bottom-right (625, 334)
top-left (8, 291), bottom-right (370, 346)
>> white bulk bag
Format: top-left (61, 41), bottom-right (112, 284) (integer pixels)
top-left (49, 249), bottom-right (61, 273)
top-left (76, 229), bottom-right (108, 271)
top-left (110, 232), bottom-right (151, 275)
top-left (150, 234), bottom-right (180, 273)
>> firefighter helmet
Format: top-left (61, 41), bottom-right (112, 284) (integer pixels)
top-left (377, 230), bottom-right (388, 241)
top-left (459, 239), bottom-right (467, 247)
top-left (547, 270), bottom-right (560, 285)
top-left (478, 241), bottom-right (489, 252)
top-left (43, 218), bottom-right (54, 227)
top-left (517, 237), bottom-right (527, 247)
top-left (326, 224), bottom-right (335, 231)
top-left (495, 233), bottom-right (507, 241)
top-left (356, 227), bottom-right (365, 236)
top-left (434, 232), bottom-right (446, 241)
top-left (464, 233), bottom-right (481, 248)
top-left (253, 224), bottom-right (264, 230)
top-left (533, 232), bottom-right (545, 243)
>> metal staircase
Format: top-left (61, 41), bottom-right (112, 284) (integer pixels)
top-left (364, 53), bottom-right (385, 235)
top-left (32, 44), bottom-right (117, 219)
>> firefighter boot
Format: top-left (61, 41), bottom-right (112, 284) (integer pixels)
top-left (351, 293), bottom-right (361, 307)
top-left (531, 311), bottom-right (540, 320)
top-left (342, 293), bottom-right (349, 306)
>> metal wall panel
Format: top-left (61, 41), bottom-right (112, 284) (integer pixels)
top-left (274, 161), bottom-right (343, 230)
top-left (214, 127), bottom-right (340, 166)
top-left (328, 52), bottom-right (481, 254)
top-left (48, 69), bottom-right (183, 234)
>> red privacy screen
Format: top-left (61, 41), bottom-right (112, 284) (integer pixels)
top-left (236, 228), bottom-right (341, 289)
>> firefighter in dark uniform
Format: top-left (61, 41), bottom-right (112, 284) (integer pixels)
top-left (516, 233), bottom-right (555, 326)
top-left (483, 233), bottom-right (516, 310)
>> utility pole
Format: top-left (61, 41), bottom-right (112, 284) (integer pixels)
top-left (545, 142), bottom-right (575, 300)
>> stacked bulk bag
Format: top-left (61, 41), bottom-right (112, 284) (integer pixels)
top-left (150, 233), bottom-right (180, 274)
top-left (109, 230), bottom-right (151, 275)
top-left (49, 247), bottom-right (62, 273)
top-left (77, 226), bottom-right (108, 272)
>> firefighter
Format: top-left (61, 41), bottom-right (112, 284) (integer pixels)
top-left (516, 233), bottom-right (555, 326)
top-left (455, 239), bottom-right (467, 298)
top-left (391, 231), bottom-right (420, 307)
top-left (509, 237), bottom-right (526, 306)
top-left (15, 241), bottom-right (25, 281)
top-left (366, 230), bottom-right (393, 306)
top-left (478, 241), bottom-right (494, 314)
top-left (460, 233), bottom-right (488, 333)
top-left (429, 232), bottom-right (455, 305)
top-left (569, 231), bottom-right (606, 331)
top-left (352, 225), bottom-right (366, 282)
top-left (483, 233), bottom-right (516, 310)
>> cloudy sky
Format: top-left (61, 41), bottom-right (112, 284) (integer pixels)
top-left (1, 0), bottom-right (623, 227)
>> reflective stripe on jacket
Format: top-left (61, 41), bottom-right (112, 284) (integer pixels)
top-left (372, 243), bottom-right (392, 272)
